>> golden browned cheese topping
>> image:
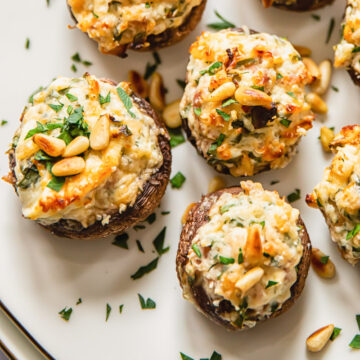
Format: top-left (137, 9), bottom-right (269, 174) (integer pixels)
top-left (307, 125), bottom-right (360, 265)
top-left (68, 0), bottom-right (202, 53)
top-left (12, 74), bottom-right (163, 228)
top-left (334, 0), bottom-right (360, 72)
top-left (184, 181), bottom-right (304, 328)
top-left (180, 28), bottom-right (314, 176)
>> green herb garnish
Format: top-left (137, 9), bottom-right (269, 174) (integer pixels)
top-left (58, 307), bottom-right (72, 321)
top-left (117, 87), bottom-right (135, 118)
top-left (199, 61), bottom-right (223, 76)
top-left (168, 127), bottom-right (185, 148)
top-left (76, 298), bottom-right (82, 305)
top-left (330, 327), bottom-right (342, 341)
top-left (47, 176), bottom-right (65, 192)
top-left (238, 248), bottom-right (244, 264)
top-left (99, 92), bottom-right (111, 105)
top-left (287, 189), bottom-right (301, 203)
top-left (346, 224), bottom-right (360, 240)
top-left (25, 38), bottom-right (30, 49)
top-left (131, 257), bottom-right (159, 280)
top-left (48, 103), bottom-right (64, 113)
top-left (17, 164), bottom-right (40, 189)
top-left (219, 256), bottom-right (235, 265)
top-left (192, 244), bottom-right (201, 258)
top-left (311, 14), bottom-right (320, 21)
top-left (170, 171), bottom-right (186, 188)
top-left (265, 280), bottom-right (278, 289)
top-left (320, 256), bottom-right (329, 264)
top-left (145, 213), bottom-right (156, 224)
top-left (136, 240), bottom-right (144, 253)
top-left (326, 17), bottom-right (335, 44)
top-left (207, 10), bottom-right (235, 30)
top-left (119, 304), bottom-right (124, 314)
top-left (220, 203), bottom-right (235, 214)
top-left (176, 79), bottom-right (186, 89)
top-left (138, 294), bottom-right (156, 309)
top-left (112, 233), bottom-right (129, 249)
top-left (280, 118), bottom-right (291, 127)
top-left (180, 353), bottom-right (194, 360)
top-left (208, 133), bottom-right (225, 155)
top-left (349, 335), bottom-right (360, 349)
top-left (106, 303), bottom-right (111, 321)
top-left (216, 109), bottom-right (230, 122)
top-left (153, 227), bottom-right (169, 255)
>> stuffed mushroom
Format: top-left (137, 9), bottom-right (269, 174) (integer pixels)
top-left (67, 0), bottom-right (207, 57)
top-left (5, 74), bottom-right (171, 240)
top-left (306, 125), bottom-right (360, 265)
top-left (334, 0), bottom-right (360, 86)
top-left (262, 0), bottom-right (333, 11)
top-left (180, 28), bottom-right (314, 176)
top-left (177, 181), bottom-right (311, 330)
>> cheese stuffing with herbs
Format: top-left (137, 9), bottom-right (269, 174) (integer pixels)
top-left (180, 28), bottom-right (314, 176)
top-left (306, 125), bottom-right (360, 265)
top-left (68, 0), bottom-right (202, 54)
top-left (183, 181), bottom-right (304, 328)
top-left (11, 74), bottom-right (163, 228)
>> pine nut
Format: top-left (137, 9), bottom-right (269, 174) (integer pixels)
top-left (306, 92), bottom-right (328, 114)
top-left (33, 134), bottom-right (66, 157)
top-left (311, 248), bottom-right (336, 279)
top-left (16, 139), bottom-right (40, 160)
top-left (90, 115), bottom-right (110, 151)
top-left (162, 100), bottom-right (181, 128)
top-left (312, 60), bottom-right (332, 95)
top-left (128, 70), bottom-right (148, 98)
top-left (149, 72), bottom-right (165, 112)
top-left (209, 82), bottom-right (236, 102)
top-left (302, 57), bottom-right (320, 83)
top-left (235, 87), bottom-right (272, 109)
top-left (63, 136), bottom-right (89, 157)
top-left (319, 127), bottom-right (335, 152)
top-left (208, 176), bottom-right (226, 193)
top-left (294, 45), bottom-right (312, 57)
top-left (52, 157), bottom-right (86, 177)
top-left (306, 324), bottom-right (334, 352)
top-left (235, 266), bottom-right (264, 294)
top-left (244, 226), bottom-right (263, 265)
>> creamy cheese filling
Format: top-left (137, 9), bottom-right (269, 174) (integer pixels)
top-left (68, 0), bottom-right (202, 53)
top-left (307, 126), bottom-right (360, 265)
top-left (13, 74), bottom-right (163, 228)
top-left (334, 0), bottom-right (360, 71)
top-left (184, 181), bottom-right (303, 326)
top-left (180, 28), bottom-right (314, 176)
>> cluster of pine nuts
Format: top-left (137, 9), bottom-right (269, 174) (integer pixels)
top-left (128, 70), bottom-right (182, 128)
top-left (296, 45), bottom-right (337, 153)
top-left (21, 114), bottom-right (113, 178)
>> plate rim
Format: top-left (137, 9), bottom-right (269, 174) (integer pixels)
top-left (0, 300), bottom-right (54, 360)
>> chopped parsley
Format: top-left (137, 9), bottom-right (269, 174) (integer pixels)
top-left (131, 257), bottom-right (159, 280)
top-left (17, 164), bottom-right (40, 189)
top-left (112, 233), bottom-right (129, 249)
top-left (119, 304), bottom-right (124, 314)
top-left (134, 224), bottom-right (146, 231)
top-left (1, 120), bottom-right (8, 126)
top-left (326, 17), bottom-right (335, 44)
top-left (208, 133), bottom-right (225, 155)
top-left (28, 86), bottom-right (44, 104)
top-left (349, 335), bottom-right (360, 349)
top-left (209, 351), bottom-right (222, 360)
top-left (99, 92), bottom-right (111, 105)
top-left (71, 52), bottom-right (92, 66)
top-left (58, 307), bottom-right (72, 321)
top-left (168, 127), bottom-right (185, 148)
top-left (47, 176), bottom-right (65, 192)
top-left (117, 87), bottom-right (135, 118)
top-left (311, 14), bottom-right (320, 21)
top-left (145, 213), bottom-right (156, 224)
top-left (331, 85), bottom-right (339, 92)
top-left (237, 58), bottom-right (256, 67)
top-left (270, 180), bottom-right (279, 185)
top-left (287, 91), bottom-right (297, 99)
top-left (207, 10), bottom-right (235, 30)
top-left (192, 244), bottom-right (201, 258)
top-left (136, 240), bottom-right (144, 253)
top-left (320, 256), bottom-right (329, 264)
top-left (346, 224), bottom-right (360, 240)
top-left (138, 294), bottom-right (156, 309)
top-left (219, 256), bottom-right (235, 265)
top-left (280, 118), bottom-right (291, 127)
top-left (76, 298), bottom-right (82, 305)
top-left (106, 303), bottom-right (111, 321)
top-left (153, 227), bottom-right (169, 255)
top-left (357, 314), bottom-right (360, 331)
top-left (161, 211), bottom-right (170, 215)
top-left (330, 327), bottom-right (341, 341)
top-left (65, 93), bottom-right (78, 102)
top-left (220, 203), bottom-right (235, 214)
top-left (216, 108), bottom-right (230, 122)
top-left (199, 61), bottom-right (223, 76)
top-left (170, 172), bottom-right (186, 188)
top-left (25, 38), bottom-right (30, 49)
top-left (194, 107), bottom-right (202, 116)
top-left (71, 64), bottom-right (77, 72)
top-left (265, 280), bottom-right (278, 289)
top-left (180, 353), bottom-right (194, 360)
top-left (238, 248), bottom-right (244, 264)
top-left (48, 103), bottom-right (64, 113)
top-left (221, 98), bottom-right (237, 108)
top-left (287, 188), bottom-right (301, 203)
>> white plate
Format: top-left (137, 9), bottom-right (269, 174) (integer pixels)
top-left (0, 0), bottom-right (359, 359)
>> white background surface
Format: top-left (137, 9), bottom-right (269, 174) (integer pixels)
top-left (0, 0), bottom-right (359, 359)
